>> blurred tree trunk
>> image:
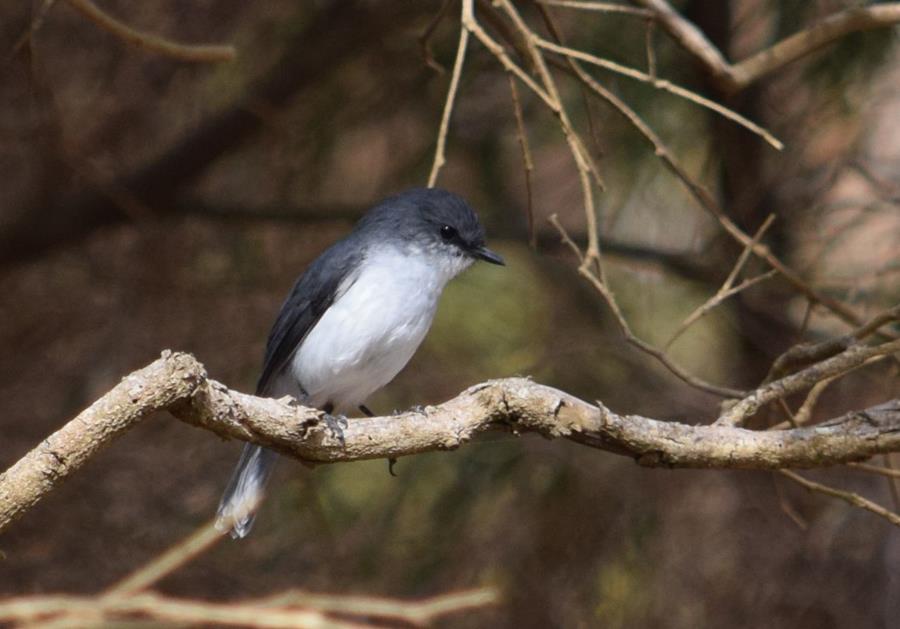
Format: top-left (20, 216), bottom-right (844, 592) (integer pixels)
top-left (685, 0), bottom-right (797, 387)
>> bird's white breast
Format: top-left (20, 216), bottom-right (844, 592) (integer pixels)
top-left (290, 245), bottom-right (465, 412)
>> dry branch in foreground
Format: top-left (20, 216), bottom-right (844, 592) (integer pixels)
top-left (0, 513), bottom-right (497, 628)
top-left (2, 349), bottom-right (899, 535)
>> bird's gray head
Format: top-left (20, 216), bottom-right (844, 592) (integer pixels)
top-left (356, 188), bottom-right (504, 277)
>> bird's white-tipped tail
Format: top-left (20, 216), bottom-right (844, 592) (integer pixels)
top-left (216, 444), bottom-right (279, 539)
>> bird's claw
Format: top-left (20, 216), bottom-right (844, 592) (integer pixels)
top-left (391, 405), bottom-right (425, 416)
top-left (388, 457), bottom-right (398, 476)
top-left (323, 413), bottom-right (348, 446)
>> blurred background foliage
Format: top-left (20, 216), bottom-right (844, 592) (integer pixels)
top-left (1, 1), bottom-right (899, 627)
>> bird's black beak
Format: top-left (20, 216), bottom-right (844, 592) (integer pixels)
top-left (472, 245), bottom-right (505, 266)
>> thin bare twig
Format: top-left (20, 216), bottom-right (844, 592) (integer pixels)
top-left (508, 76), bottom-right (537, 248)
top-left (537, 1), bottom-right (653, 17)
top-left (461, 2), bottom-right (556, 109)
top-left (428, 1), bottom-right (470, 187)
top-left (772, 473), bottom-right (808, 530)
top-left (791, 375), bottom-right (836, 427)
top-left (777, 398), bottom-right (799, 429)
top-left (768, 353), bottom-right (892, 431)
top-left (6, 0), bottom-right (58, 62)
top-left (635, 0), bottom-right (900, 94)
top-left (105, 520), bottom-right (227, 597)
top-left (644, 17), bottom-right (657, 77)
top-left (550, 215), bottom-right (747, 398)
top-left (666, 270), bottom-right (777, 350)
top-left (418, 0), bottom-right (456, 74)
top-left (549, 214), bottom-right (584, 263)
top-left (536, 7), bottom-right (752, 399)
top-left (780, 469), bottom-right (900, 528)
top-left (717, 339), bottom-right (900, 426)
top-left (546, 40), bottom-right (882, 334)
top-left (16, 501), bottom-right (493, 628)
top-left (534, 37), bottom-right (783, 150)
top-left (847, 461), bottom-right (900, 479)
top-left (64, 0), bottom-right (235, 63)
top-left (665, 215), bottom-right (777, 350)
top-left (535, 17), bottom-right (873, 338)
top-left (884, 453), bottom-right (900, 511)
top-left (492, 0), bottom-right (604, 263)
top-left (767, 304), bottom-right (900, 382)
top-left (631, 0), bottom-right (731, 86)
top-left (724, 215), bottom-right (776, 289)
top-left (29, 518), bottom-right (242, 629)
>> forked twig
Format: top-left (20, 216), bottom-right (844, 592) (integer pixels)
top-left (767, 304), bottom-right (900, 382)
top-left (6, 0), bottom-right (58, 61)
top-left (664, 214), bottom-right (777, 350)
top-left (492, 0), bottom-right (604, 263)
top-left (507, 4), bottom-right (886, 404)
top-left (772, 473), bottom-right (808, 530)
top-left (717, 339), bottom-right (900, 427)
top-left (419, 0), bottom-right (456, 74)
top-left (780, 469), bottom-right (900, 528)
top-left (550, 214), bottom-right (746, 398)
top-left (537, 1), bottom-right (653, 18)
top-left (768, 352), bottom-right (895, 432)
top-left (635, 0), bottom-right (900, 94)
top-left (546, 39), bottom-right (880, 334)
top-left (534, 38), bottom-right (783, 149)
top-left (668, 270), bottom-right (778, 350)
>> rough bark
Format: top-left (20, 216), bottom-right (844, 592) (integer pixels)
top-left (2, 350), bottom-right (898, 535)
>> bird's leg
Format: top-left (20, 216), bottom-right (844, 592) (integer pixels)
top-left (321, 402), bottom-right (347, 446)
top-left (392, 405), bottom-right (425, 415)
top-left (358, 405), bottom-right (399, 477)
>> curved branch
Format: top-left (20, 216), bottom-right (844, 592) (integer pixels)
top-left (65, 0), bottom-right (235, 63)
top-left (0, 352), bottom-right (205, 533)
top-left (635, 0), bottom-right (900, 94)
top-left (2, 352), bottom-right (900, 535)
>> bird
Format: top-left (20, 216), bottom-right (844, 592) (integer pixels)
top-left (215, 187), bottom-right (504, 538)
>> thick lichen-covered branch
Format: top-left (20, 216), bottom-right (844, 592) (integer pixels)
top-left (2, 351), bottom-right (899, 535)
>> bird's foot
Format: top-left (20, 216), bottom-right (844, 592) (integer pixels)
top-left (392, 405), bottom-right (425, 416)
top-left (388, 457), bottom-right (399, 477)
top-left (322, 413), bottom-right (348, 446)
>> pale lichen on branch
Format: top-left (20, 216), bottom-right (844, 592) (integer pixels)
top-left (2, 351), bottom-right (900, 536)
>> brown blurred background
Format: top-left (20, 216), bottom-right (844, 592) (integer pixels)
top-left (1, 1), bottom-right (899, 627)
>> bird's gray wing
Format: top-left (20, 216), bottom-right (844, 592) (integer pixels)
top-left (255, 238), bottom-right (364, 396)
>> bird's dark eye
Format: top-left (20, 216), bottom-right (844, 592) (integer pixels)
top-left (440, 225), bottom-right (457, 241)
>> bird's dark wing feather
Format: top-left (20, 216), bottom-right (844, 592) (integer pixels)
top-left (255, 237), bottom-right (364, 395)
